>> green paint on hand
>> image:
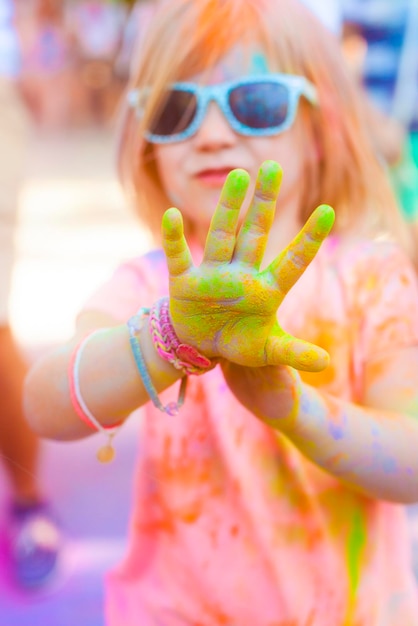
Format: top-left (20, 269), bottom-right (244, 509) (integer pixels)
top-left (316, 204), bottom-right (335, 232)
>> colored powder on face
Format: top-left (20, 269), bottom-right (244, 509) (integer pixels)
top-left (203, 42), bottom-right (272, 85)
top-left (250, 51), bottom-right (270, 74)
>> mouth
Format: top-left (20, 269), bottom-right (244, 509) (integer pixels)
top-left (194, 168), bottom-right (235, 187)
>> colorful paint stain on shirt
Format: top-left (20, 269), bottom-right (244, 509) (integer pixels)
top-left (85, 236), bottom-right (418, 625)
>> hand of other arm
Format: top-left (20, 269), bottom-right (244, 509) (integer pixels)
top-left (222, 344), bottom-right (418, 504)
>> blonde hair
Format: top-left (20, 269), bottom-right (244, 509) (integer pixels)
top-left (117, 0), bottom-right (414, 262)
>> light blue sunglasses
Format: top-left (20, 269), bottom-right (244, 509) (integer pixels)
top-left (127, 73), bottom-right (318, 144)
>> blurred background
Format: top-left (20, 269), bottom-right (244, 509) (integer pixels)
top-left (0, 0), bottom-right (418, 624)
top-left (1, 1), bottom-right (153, 625)
top-left (16, 0), bottom-right (135, 131)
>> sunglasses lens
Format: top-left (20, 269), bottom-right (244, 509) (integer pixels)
top-left (149, 89), bottom-right (197, 137)
top-left (229, 82), bottom-right (290, 129)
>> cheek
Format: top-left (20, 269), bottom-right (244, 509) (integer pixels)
top-left (154, 145), bottom-right (177, 177)
top-left (154, 144), bottom-right (191, 209)
top-left (246, 136), bottom-right (294, 175)
top-left (154, 146), bottom-right (187, 196)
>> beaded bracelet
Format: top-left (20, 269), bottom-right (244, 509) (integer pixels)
top-left (149, 296), bottom-right (214, 375)
top-left (68, 329), bottom-right (123, 463)
top-left (127, 308), bottom-right (187, 416)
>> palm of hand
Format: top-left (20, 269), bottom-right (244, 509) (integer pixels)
top-left (162, 160), bottom-right (335, 371)
top-left (168, 264), bottom-right (282, 366)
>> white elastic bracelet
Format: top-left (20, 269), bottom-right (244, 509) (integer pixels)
top-left (70, 328), bottom-right (122, 463)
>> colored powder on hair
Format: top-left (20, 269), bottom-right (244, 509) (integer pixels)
top-left (194, 0), bottom-right (257, 67)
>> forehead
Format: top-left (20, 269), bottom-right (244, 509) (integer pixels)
top-left (191, 43), bottom-right (271, 84)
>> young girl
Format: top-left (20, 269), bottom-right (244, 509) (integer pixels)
top-left (24, 0), bottom-right (418, 623)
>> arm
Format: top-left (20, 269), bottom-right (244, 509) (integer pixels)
top-left (24, 311), bottom-right (182, 440)
top-left (222, 347), bottom-right (418, 504)
top-left (25, 161), bottom-right (333, 441)
top-left (161, 158), bottom-right (418, 503)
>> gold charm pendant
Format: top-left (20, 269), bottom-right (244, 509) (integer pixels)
top-left (96, 434), bottom-right (116, 463)
top-left (97, 445), bottom-right (115, 463)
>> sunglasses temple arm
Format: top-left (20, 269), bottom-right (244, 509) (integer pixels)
top-left (302, 79), bottom-right (318, 105)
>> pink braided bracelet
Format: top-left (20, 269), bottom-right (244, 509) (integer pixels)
top-left (149, 296), bottom-right (215, 375)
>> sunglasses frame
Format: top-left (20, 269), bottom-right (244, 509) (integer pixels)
top-left (128, 73), bottom-right (318, 144)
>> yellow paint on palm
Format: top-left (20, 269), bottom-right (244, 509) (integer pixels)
top-left (162, 161), bottom-right (335, 371)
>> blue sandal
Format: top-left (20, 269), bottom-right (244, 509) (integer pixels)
top-left (8, 501), bottom-right (61, 589)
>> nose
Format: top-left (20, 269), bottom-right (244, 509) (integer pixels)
top-left (192, 102), bottom-right (238, 150)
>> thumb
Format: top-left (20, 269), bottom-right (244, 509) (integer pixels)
top-left (265, 331), bottom-right (330, 372)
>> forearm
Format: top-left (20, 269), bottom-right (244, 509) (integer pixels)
top-left (222, 362), bottom-right (418, 503)
top-left (24, 319), bottom-right (182, 441)
top-left (281, 381), bottom-right (418, 504)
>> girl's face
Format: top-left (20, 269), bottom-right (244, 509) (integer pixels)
top-left (152, 45), bottom-right (317, 246)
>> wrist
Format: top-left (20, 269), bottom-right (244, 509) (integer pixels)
top-left (149, 296), bottom-right (216, 375)
top-left (68, 325), bottom-right (139, 462)
top-left (262, 367), bottom-right (303, 433)
top-left (138, 314), bottom-right (184, 386)
top-left (77, 325), bottom-right (145, 422)
top-left (221, 362), bottom-right (302, 430)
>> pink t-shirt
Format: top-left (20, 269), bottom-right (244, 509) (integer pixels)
top-left (84, 236), bottom-right (418, 625)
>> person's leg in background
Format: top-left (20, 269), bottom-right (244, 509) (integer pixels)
top-left (0, 76), bottom-right (60, 590)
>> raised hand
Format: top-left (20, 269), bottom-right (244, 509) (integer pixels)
top-left (161, 160), bottom-right (334, 371)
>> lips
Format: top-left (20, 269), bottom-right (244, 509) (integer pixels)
top-left (194, 167), bottom-right (236, 187)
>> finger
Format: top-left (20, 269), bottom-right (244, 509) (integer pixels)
top-left (233, 160), bottom-right (282, 268)
top-left (203, 169), bottom-right (250, 264)
top-left (266, 204), bottom-right (335, 295)
top-left (161, 207), bottom-right (194, 277)
top-left (265, 331), bottom-right (330, 372)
